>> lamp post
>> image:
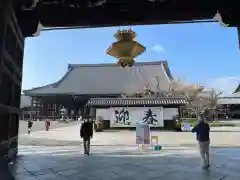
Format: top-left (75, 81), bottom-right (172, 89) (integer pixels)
top-left (106, 29), bottom-right (146, 68)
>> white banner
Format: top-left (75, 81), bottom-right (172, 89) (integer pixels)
top-left (109, 107), bottom-right (164, 127)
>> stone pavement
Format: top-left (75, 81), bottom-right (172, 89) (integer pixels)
top-left (10, 144), bottom-right (240, 180)
top-left (13, 125), bottom-right (240, 180)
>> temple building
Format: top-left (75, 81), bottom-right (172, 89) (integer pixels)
top-left (217, 84), bottom-right (240, 118)
top-left (23, 61), bottom-right (187, 128)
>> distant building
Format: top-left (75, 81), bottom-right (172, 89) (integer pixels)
top-left (217, 84), bottom-right (240, 118)
top-left (23, 61), bottom-right (187, 128)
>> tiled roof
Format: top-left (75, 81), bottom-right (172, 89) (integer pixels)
top-left (23, 61), bottom-right (174, 96)
top-left (233, 83), bottom-right (240, 93)
top-left (87, 98), bottom-right (187, 106)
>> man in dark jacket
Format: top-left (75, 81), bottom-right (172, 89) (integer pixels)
top-left (28, 120), bottom-right (33, 134)
top-left (80, 119), bottom-right (93, 155)
top-left (192, 117), bottom-right (210, 169)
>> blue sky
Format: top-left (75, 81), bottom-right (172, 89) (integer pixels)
top-left (23, 22), bottom-right (240, 94)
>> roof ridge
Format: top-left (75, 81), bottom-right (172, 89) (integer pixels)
top-left (233, 83), bottom-right (240, 94)
top-left (89, 97), bottom-right (185, 100)
top-left (68, 61), bottom-right (167, 69)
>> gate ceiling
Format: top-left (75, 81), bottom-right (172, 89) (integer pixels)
top-left (13, 0), bottom-right (240, 37)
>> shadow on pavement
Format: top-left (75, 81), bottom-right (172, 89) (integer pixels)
top-left (178, 143), bottom-right (240, 149)
top-left (0, 157), bottom-right (15, 180)
top-left (19, 137), bottom-right (240, 150)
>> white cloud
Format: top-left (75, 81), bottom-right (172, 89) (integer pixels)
top-left (151, 44), bottom-right (165, 53)
top-left (207, 76), bottom-right (240, 95)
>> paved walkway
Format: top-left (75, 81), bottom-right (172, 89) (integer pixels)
top-left (10, 145), bottom-right (240, 180)
top-left (19, 125), bottom-right (240, 147)
top-left (12, 125), bottom-right (240, 180)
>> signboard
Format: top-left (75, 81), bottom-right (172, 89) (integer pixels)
top-left (136, 123), bottom-right (150, 144)
top-left (182, 122), bottom-right (192, 132)
top-left (109, 107), bottom-right (164, 127)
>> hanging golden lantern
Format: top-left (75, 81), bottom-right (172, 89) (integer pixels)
top-left (106, 29), bottom-right (146, 68)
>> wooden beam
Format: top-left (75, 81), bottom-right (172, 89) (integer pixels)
top-left (36, 1), bottom-right (215, 27)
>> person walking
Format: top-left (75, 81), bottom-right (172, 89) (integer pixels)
top-left (80, 119), bottom-right (93, 156)
top-left (192, 116), bottom-right (210, 170)
top-left (27, 120), bottom-right (33, 134)
top-left (45, 120), bottom-right (51, 131)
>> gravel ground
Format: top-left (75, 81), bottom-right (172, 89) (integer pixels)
top-left (19, 120), bottom-right (76, 134)
top-left (18, 121), bottom-right (79, 146)
top-left (18, 120), bottom-right (240, 148)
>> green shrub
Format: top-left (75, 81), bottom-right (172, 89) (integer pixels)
top-left (180, 122), bottom-right (236, 127)
top-left (209, 123), bottom-right (235, 127)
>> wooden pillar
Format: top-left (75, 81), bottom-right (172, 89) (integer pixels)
top-left (89, 108), bottom-right (96, 118)
top-left (36, 97), bottom-right (44, 121)
top-left (52, 106), bottom-right (55, 121)
top-left (178, 106), bottom-right (182, 118)
top-left (0, 1), bottom-right (10, 158)
top-left (0, 0), bottom-right (24, 160)
top-left (40, 100), bottom-right (44, 121)
top-left (0, 2), bottom-right (8, 70)
top-left (84, 107), bottom-right (89, 118)
top-left (30, 97), bottom-right (33, 120)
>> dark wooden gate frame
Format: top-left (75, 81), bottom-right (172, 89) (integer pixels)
top-left (0, 0), bottom-right (239, 160)
top-left (0, 0), bottom-right (24, 160)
